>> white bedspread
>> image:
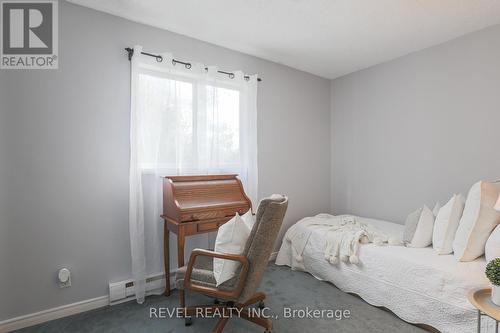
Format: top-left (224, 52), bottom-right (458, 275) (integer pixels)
top-left (276, 216), bottom-right (494, 333)
top-left (285, 214), bottom-right (396, 267)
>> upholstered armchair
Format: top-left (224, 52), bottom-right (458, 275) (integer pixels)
top-left (175, 195), bottom-right (288, 333)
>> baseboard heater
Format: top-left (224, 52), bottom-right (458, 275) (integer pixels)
top-left (109, 272), bottom-right (172, 304)
top-left (109, 253), bottom-right (278, 304)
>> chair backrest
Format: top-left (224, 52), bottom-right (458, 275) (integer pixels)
top-left (238, 194), bottom-right (288, 303)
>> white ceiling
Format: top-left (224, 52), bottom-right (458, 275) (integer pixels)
top-left (68, 0), bottom-right (500, 79)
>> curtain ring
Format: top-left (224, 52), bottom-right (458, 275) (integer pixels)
top-left (185, 63), bottom-right (192, 69)
top-left (229, 73), bottom-right (235, 79)
top-left (155, 56), bottom-right (163, 62)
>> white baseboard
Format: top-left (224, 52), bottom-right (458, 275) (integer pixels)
top-left (1, 271), bottom-right (178, 332)
top-left (1, 257), bottom-right (278, 332)
top-left (0, 296), bottom-right (109, 333)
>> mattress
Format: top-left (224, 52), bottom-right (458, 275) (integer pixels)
top-left (276, 216), bottom-right (495, 333)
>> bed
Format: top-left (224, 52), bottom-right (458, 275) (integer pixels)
top-left (275, 216), bottom-right (495, 333)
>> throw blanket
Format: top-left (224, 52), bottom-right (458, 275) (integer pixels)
top-left (284, 214), bottom-right (401, 269)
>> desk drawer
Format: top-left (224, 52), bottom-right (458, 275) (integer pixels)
top-left (181, 207), bottom-right (249, 222)
top-left (197, 221), bottom-right (220, 232)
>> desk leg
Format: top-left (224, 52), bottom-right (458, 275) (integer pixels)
top-left (178, 228), bottom-right (186, 308)
top-left (177, 228), bottom-right (185, 267)
top-left (163, 223), bottom-right (170, 297)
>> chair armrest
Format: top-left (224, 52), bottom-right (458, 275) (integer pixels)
top-left (184, 249), bottom-right (250, 300)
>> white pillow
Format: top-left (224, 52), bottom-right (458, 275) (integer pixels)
top-left (403, 208), bottom-right (422, 243)
top-left (432, 194), bottom-right (465, 254)
top-left (453, 181), bottom-right (500, 262)
top-left (403, 205), bottom-right (435, 247)
top-left (432, 202), bottom-right (442, 217)
top-left (485, 225), bottom-right (500, 263)
top-left (213, 210), bottom-right (255, 286)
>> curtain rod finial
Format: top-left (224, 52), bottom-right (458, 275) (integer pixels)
top-left (125, 47), bottom-right (134, 61)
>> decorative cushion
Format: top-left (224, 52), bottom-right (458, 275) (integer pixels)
top-left (403, 208), bottom-right (422, 244)
top-left (485, 225), bottom-right (500, 263)
top-left (403, 205), bottom-right (435, 248)
top-left (453, 181), bottom-right (500, 262)
top-left (432, 202), bottom-right (441, 217)
top-left (213, 210), bottom-right (255, 286)
top-left (432, 194), bottom-right (465, 255)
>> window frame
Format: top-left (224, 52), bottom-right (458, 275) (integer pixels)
top-left (136, 65), bottom-right (243, 175)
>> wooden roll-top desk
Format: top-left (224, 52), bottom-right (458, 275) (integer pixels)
top-left (161, 174), bottom-right (252, 296)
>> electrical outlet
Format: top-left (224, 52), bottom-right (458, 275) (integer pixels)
top-left (58, 268), bottom-right (72, 288)
top-left (59, 277), bottom-right (71, 288)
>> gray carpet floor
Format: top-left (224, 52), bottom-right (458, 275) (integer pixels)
top-left (15, 264), bottom-right (427, 333)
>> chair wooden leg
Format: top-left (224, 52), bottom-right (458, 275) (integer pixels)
top-left (241, 292), bottom-right (266, 307)
top-left (183, 305), bottom-right (231, 333)
top-left (211, 317), bottom-right (229, 333)
top-left (239, 309), bottom-right (273, 331)
top-left (182, 293), bottom-right (272, 333)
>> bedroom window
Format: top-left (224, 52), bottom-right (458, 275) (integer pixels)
top-left (137, 72), bottom-right (241, 173)
top-left (128, 47), bottom-right (259, 302)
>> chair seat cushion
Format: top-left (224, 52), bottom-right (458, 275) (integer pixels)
top-left (175, 255), bottom-right (239, 293)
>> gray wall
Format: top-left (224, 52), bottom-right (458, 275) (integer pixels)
top-left (0, 2), bottom-right (331, 320)
top-left (331, 24), bottom-right (500, 224)
top-left (0, 70), bottom-right (9, 319)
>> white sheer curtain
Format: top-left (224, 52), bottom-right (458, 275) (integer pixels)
top-left (129, 46), bottom-right (258, 303)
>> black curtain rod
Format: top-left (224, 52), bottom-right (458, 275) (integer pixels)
top-left (125, 47), bottom-right (262, 82)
